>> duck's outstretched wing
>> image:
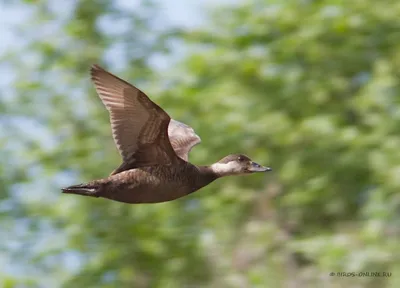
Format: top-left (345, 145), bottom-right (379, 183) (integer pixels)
top-left (168, 119), bottom-right (201, 162)
top-left (90, 65), bottom-right (178, 175)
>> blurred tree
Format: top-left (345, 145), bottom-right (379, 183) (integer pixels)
top-left (1, 0), bottom-right (400, 287)
top-left (1, 1), bottom-right (213, 287)
top-left (175, 1), bottom-right (400, 287)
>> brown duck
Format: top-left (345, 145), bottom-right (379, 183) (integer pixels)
top-left (62, 65), bottom-right (272, 204)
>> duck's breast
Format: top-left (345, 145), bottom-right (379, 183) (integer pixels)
top-left (99, 165), bottom-right (195, 204)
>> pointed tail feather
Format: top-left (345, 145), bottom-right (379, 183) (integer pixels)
top-left (61, 183), bottom-right (99, 197)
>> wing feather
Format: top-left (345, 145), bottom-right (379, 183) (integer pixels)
top-left (168, 119), bottom-right (201, 161)
top-left (90, 65), bottom-right (178, 174)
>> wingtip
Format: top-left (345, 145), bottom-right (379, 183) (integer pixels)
top-left (91, 64), bottom-right (104, 73)
top-left (90, 64), bottom-right (105, 81)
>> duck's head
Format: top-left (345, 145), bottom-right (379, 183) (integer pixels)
top-left (210, 154), bottom-right (272, 177)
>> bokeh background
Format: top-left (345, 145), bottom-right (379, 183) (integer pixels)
top-left (1, 0), bottom-right (400, 287)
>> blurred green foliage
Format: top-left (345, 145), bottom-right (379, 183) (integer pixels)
top-left (0, 0), bottom-right (399, 287)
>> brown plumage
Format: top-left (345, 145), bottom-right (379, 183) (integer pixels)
top-left (62, 65), bottom-right (271, 204)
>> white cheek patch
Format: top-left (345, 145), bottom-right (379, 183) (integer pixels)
top-left (211, 161), bottom-right (243, 175)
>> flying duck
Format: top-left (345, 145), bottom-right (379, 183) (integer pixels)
top-left (62, 65), bottom-right (272, 204)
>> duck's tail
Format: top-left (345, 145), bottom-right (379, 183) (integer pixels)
top-left (61, 183), bottom-right (100, 197)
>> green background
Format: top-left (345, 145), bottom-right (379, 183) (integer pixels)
top-left (0, 0), bottom-right (399, 287)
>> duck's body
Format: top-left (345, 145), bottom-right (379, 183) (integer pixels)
top-left (64, 161), bottom-right (218, 204)
top-left (62, 65), bottom-right (271, 204)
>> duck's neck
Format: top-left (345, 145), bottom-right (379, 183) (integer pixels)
top-left (209, 162), bottom-right (240, 177)
top-left (198, 162), bottom-right (235, 178)
top-left (192, 165), bottom-right (220, 190)
top-left (191, 163), bottom-right (237, 192)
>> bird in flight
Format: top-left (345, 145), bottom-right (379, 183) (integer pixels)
top-left (62, 65), bottom-right (271, 204)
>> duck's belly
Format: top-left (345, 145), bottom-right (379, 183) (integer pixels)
top-left (99, 166), bottom-right (194, 204)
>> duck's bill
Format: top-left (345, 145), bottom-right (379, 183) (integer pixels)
top-left (248, 162), bottom-right (272, 172)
